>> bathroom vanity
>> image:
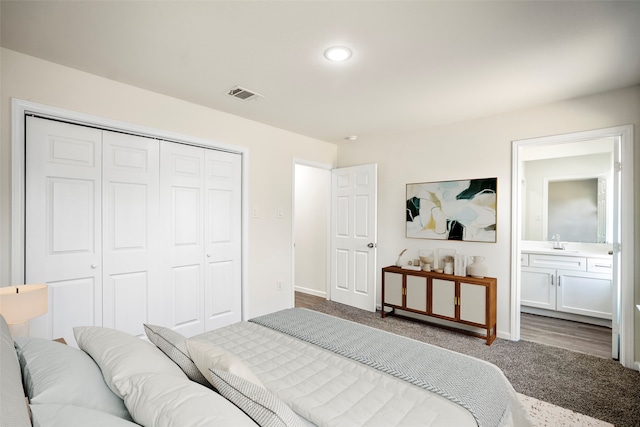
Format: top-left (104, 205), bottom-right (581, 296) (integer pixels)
top-left (521, 250), bottom-right (612, 325)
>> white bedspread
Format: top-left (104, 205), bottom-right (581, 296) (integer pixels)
top-left (191, 321), bottom-right (532, 427)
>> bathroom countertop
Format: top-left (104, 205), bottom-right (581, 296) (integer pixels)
top-left (521, 248), bottom-right (612, 258)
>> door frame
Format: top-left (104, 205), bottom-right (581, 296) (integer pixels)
top-left (10, 98), bottom-right (250, 319)
top-left (510, 125), bottom-right (634, 368)
top-left (291, 158), bottom-right (333, 305)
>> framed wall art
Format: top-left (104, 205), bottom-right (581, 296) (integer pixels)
top-left (406, 177), bottom-right (497, 242)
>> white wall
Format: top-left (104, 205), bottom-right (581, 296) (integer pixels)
top-left (0, 48), bottom-right (337, 319)
top-left (294, 164), bottom-right (330, 297)
top-left (337, 85), bottom-right (640, 342)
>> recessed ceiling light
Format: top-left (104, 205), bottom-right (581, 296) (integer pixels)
top-left (344, 135), bottom-right (358, 141)
top-left (324, 46), bottom-right (352, 62)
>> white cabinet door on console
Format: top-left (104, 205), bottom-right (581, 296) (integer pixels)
top-left (459, 282), bottom-right (486, 325)
top-left (383, 272), bottom-right (403, 307)
top-left (406, 275), bottom-right (428, 312)
top-left (431, 278), bottom-right (456, 319)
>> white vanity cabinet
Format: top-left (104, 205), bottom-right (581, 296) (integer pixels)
top-left (521, 252), bottom-right (612, 321)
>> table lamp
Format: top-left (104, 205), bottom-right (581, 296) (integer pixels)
top-left (0, 284), bottom-right (48, 337)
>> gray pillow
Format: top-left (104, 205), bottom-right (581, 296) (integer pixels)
top-left (0, 315), bottom-right (30, 427)
top-left (14, 337), bottom-right (131, 420)
top-left (209, 368), bottom-right (306, 427)
top-left (143, 324), bottom-right (211, 388)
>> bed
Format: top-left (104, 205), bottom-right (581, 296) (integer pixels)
top-left (1, 308), bottom-right (533, 427)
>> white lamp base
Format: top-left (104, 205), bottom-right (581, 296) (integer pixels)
top-left (8, 321), bottom-right (29, 338)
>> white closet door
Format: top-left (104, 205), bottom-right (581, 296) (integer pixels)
top-left (26, 117), bottom-right (103, 345)
top-left (204, 150), bottom-right (242, 329)
top-left (102, 131), bottom-right (161, 338)
top-left (160, 141), bottom-right (206, 336)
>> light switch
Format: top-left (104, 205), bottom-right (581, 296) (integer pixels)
top-left (252, 208), bottom-right (259, 218)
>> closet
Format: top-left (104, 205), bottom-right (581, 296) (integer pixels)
top-left (25, 116), bottom-right (242, 346)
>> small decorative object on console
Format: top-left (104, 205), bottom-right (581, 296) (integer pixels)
top-left (396, 249), bottom-right (410, 267)
top-left (467, 256), bottom-right (488, 278)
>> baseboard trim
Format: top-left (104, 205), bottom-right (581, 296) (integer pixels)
top-left (294, 286), bottom-right (327, 298)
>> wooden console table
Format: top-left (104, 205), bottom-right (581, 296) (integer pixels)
top-left (381, 266), bottom-right (497, 345)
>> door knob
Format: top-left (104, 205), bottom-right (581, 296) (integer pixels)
top-left (367, 243), bottom-right (377, 248)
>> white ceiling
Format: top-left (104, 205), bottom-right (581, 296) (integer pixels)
top-left (2, 1), bottom-right (639, 144)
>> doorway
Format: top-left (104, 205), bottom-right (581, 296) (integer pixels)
top-left (293, 162), bottom-right (332, 301)
top-left (511, 125), bottom-right (634, 368)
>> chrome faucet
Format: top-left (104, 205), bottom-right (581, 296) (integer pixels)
top-left (552, 234), bottom-right (565, 250)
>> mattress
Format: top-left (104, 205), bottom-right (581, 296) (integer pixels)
top-left (190, 310), bottom-right (532, 427)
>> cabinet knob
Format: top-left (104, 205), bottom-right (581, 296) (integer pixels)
top-left (91, 264), bottom-right (98, 269)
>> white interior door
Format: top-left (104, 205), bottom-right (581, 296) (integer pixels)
top-left (102, 131), bottom-right (161, 338)
top-left (160, 142), bottom-right (206, 336)
top-left (203, 149), bottom-right (242, 329)
top-left (26, 117), bottom-right (103, 345)
top-left (330, 164), bottom-right (377, 312)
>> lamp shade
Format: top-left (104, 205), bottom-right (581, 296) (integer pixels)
top-left (0, 284), bottom-right (48, 324)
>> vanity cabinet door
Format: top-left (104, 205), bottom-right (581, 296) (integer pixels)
top-left (521, 267), bottom-right (556, 310)
top-left (556, 270), bottom-right (612, 319)
top-left (431, 278), bottom-right (456, 320)
top-left (383, 271), bottom-right (403, 307)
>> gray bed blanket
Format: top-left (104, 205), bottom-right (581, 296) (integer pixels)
top-left (250, 308), bottom-right (512, 427)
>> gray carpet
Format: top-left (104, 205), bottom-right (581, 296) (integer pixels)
top-left (308, 300), bottom-right (640, 427)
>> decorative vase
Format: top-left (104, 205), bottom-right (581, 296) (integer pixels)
top-left (467, 256), bottom-right (488, 278)
top-left (419, 250), bottom-right (434, 271)
top-left (396, 249), bottom-right (410, 267)
top-left (443, 261), bottom-right (453, 275)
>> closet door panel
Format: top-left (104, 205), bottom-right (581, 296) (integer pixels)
top-left (204, 150), bottom-right (242, 329)
top-left (26, 117), bottom-right (103, 345)
top-left (110, 272), bottom-right (148, 336)
top-left (102, 131), bottom-right (160, 337)
top-left (50, 278), bottom-right (95, 343)
top-left (172, 265), bottom-right (201, 325)
top-left (161, 142), bottom-right (205, 336)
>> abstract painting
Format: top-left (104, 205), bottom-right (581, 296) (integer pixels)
top-left (406, 178), bottom-right (497, 242)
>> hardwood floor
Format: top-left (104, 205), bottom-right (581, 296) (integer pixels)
top-left (520, 312), bottom-right (612, 359)
top-left (294, 292), bottom-right (612, 359)
top-left (295, 291), bottom-right (325, 309)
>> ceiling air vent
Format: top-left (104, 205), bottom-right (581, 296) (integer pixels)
top-left (227, 86), bottom-right (264, 101)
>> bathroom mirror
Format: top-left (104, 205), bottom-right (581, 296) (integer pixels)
top-left (520, 137), bottom-right (614, 243)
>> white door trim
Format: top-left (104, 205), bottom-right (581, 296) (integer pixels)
top-left (10, 98), bottom-right (250, 320)
top-left (510, 125), bottom-right (634, 368)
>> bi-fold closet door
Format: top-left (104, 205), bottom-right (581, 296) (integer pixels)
top-left (26, 116), bottom-right (241, 346)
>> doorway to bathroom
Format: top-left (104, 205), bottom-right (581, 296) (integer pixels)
top-left (511, 125), bottom-right (634, 367)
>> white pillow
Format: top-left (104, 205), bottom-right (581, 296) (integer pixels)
top-left (73, 326), bottom-right (186, 398)
top-left (210, 368), bottom-right (306, 427)
top-left (123, 373), bottom-right (258, 427)
top-left (15, 337), bottom-right (131, 420)
top-left (30, 404), bottom-right (138, 427)
top-left (186, 339), bottom-right (264, 388)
